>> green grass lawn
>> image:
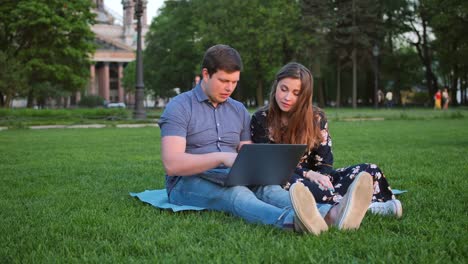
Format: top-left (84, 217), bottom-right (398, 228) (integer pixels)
top-left (1, 116), bottom-right (467, 262)
top-left (0, 107), bottom-right (466, 128)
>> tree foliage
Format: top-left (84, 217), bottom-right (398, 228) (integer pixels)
top-left (0, 51), bottom-right (28, 107)
top-left (144, 0), bottom-right (304, 105)
top-left (143, 0), bottom-right (200, 97)
top-left (428, 0), bottom-right (468, 104)
top-left (0, 0), bottom-right (95, 107)
top-left (197, 0), bottom-right (304, 105)
top-left (2, 0), bottom-right (467, 108)
top-left (403, 0), bottom-right (440, 98)
top-left (122, 61), bottom-right (136, 93)
top-left (145, 0), bottom-right (468, 106)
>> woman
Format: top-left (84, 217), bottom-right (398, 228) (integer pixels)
top-left (251, 62), bottom-right (402, 218)
top-left (434, 89), bottom-right (442, 109)
top-left (442, 88), bottom-right (450, 109)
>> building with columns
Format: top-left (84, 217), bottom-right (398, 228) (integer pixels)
top-left (80, 0), bottom-right (149, 106)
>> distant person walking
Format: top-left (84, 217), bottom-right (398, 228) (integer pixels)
top-left (192, 75), bottom-right (201, 88)
top-left (385, 90), bottom-right (393, 108)
top-left (434, 89), bottom-right (442, 110)
top-left (442, 88), bottom-right (450, 109)
top-left (378, 89), bottom-right (384, 107)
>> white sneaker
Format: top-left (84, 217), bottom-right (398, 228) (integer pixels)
top-left (290, 182), bottom-right (328, 235)
top-left (368, 199), bottom-right (403, 218)
top-left (334, 172), bottom-right (373, 230)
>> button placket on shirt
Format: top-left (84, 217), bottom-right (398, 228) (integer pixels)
top-left (214, 107), bottom-right (222, 150)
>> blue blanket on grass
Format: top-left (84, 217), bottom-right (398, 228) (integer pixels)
top-left (130, 189), bottom-right (407, 212)
top-left (130, 189), bottom-right (205, 212)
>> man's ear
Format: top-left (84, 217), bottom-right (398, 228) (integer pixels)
top-left (201, 68), bottom-right (210, 80)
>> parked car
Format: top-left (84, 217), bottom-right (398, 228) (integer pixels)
top-left (106, 102), bottom-right (126, 108)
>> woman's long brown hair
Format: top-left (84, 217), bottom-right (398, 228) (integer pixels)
top-left (267, 62), bottom-right (322, 149)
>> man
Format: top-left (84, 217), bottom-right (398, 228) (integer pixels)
top-left (158, 44), bottom-right (372, 234)
top-left (385, 90), bottom-right (393, 108)
top-left (192, 75), bottom-right (201, 88)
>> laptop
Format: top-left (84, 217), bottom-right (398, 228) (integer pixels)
top-left (199, 144), bottom-right (307, 186)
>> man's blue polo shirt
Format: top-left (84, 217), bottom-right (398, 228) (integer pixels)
top-left (158, 84), bottom-right (251, 192)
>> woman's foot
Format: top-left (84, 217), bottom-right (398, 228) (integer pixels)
top-left (368, 199), bottom-right (403, 218)
top-left (325, 172), bottom-right (373, 230)
top-left (290, 182), bottom-right (328, 235)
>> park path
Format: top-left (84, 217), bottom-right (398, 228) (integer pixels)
top-left (0, 123), bottom-right (158, 131)
top-left (0, 117), bottom-right (388, 131)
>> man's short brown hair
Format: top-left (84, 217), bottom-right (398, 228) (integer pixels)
top-left (202, 44), bottom-right (243, 77)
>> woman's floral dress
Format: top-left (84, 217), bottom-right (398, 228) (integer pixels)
top-left (250, 109), bottom-right (396, 204)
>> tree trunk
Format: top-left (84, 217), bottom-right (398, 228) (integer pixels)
top-left (0, 92), bottom-right (4, 107)
top-left (26, 89), bottom-right (34, 108)
top-left (282, 39), bottom-right (294, 65)
top-left (336, 59), bottom-right (341, 108)
top-left (394, 60), bottom-right (402, 108)
top-left (352, 48), bottom-right (357, 109)
top-left (233, 83), bottom-right (243, 102)
top-left (312, 58), bottom-right (325, 108)
top-left (4, 94), bottom-right (12, 108)
top-left (413, 9), bottom-right (438, 102)
top-left (256, 80), bottom-right (264, 107)
top-left (352, 0), bottom-right (357, 108)
top-left (451, 64), bottom-right (459, 106)
top-left (463, 74), bottom-right (467, 105)
top-left (373, 55), bottom-right (378, 108)
top-left (316, 77), bottom-right (325, 108)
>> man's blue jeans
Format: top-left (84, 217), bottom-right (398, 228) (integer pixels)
top-left (168, 174), bottom-right (332, 229)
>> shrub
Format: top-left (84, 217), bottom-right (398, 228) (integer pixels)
top-left (77, 108), bottom-right (129, 120)
top-left (78, 95), bottom-right (105, 108)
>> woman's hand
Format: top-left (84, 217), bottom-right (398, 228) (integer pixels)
top-left (305, 170), bottom-right (334, 191)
